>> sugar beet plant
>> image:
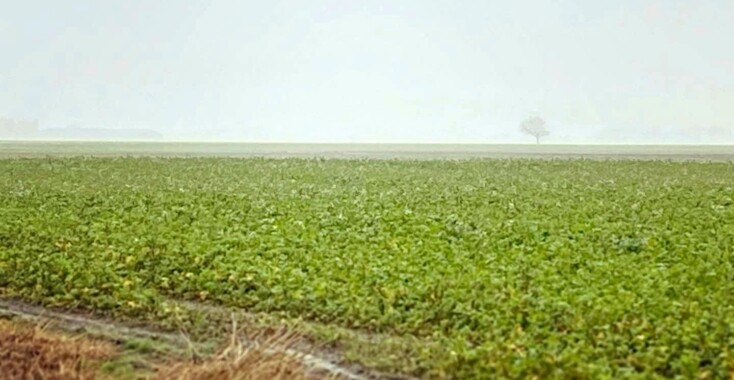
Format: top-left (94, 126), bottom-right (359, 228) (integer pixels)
top-left (1, 157), bottom-right (734, 378)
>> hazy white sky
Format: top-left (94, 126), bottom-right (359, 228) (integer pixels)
top-left (1, 0), bottom-right (733, 143)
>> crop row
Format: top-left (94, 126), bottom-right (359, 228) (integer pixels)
top-left (1, 158), bottom-right (733, 378)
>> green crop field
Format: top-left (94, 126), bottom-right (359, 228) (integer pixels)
top-left (1, 156), bottom-right (734, 378)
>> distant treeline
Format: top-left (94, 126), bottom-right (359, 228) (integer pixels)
top-left (0, 117), bottom-right (163, 141)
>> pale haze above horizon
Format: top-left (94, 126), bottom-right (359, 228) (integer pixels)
top-left (1, 0), bottom-right (733, 144)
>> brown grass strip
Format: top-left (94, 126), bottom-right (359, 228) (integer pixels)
top-left (156, 324), bottom-right (337, 380)
top-left (0, 319), bottom-right (115, 380)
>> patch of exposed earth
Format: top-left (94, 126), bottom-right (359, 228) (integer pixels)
top-left (0, 298), bottom-right (415, 380)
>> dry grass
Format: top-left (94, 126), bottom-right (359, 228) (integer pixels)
top-left (156, 347), bottom-right (311, 380)
top-left (156, 323), bottom-right (332, 380)
top-left (0, 315), bottom-right (342, 380)
top-left (0, 319), bottom-right (115, 380)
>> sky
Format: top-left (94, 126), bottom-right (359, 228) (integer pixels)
top-left (1, 0), bottom-right (733, 143)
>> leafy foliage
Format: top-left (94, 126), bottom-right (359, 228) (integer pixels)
top-left (1, 157), bottom-right (734, 378)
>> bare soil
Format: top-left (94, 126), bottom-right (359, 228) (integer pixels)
top-left (0, 298), bottom-right (392, 380)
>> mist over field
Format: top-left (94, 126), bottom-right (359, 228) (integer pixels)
top-left (1, 1), bottom-right (733, 144)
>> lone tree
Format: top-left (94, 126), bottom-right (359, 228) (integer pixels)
top-left (519, 116), bottom-right (550, 144)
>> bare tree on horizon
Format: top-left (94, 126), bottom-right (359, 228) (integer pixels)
top-left (520, 116), bottom-right (550, 144)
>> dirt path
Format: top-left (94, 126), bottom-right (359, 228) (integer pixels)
top-left (0, 298), bottom-right (383, 380)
